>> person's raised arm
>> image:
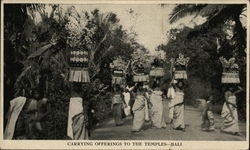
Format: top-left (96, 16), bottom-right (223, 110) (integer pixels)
top-left (128, 83), bottom-right (138, 92)
top-left (234, 86), bottom-right (243, 94)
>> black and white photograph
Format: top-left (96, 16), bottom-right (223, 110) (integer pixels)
top-left (0, 0), bottom-right (249, 149)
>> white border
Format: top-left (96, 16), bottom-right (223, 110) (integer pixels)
top-left (0, 0), bottom-right (249, 149)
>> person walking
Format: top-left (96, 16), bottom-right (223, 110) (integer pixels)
top-left (201, 96), bottom-right (215, 132)
top-left (5, 89), bottom-right (47, 139)
top-left (221, 86), bottom-right (242, 136)
top-left (172, 80), bottom-right (185, 131)
top-left (167, 83), bottom-right (176, 124)
top-left (150, 82), bottom-right (166, 129)
top-left (67, 83), bottom-right (89, 140)
top-left (132, 83), bottom-right (149, 132)
top-left (112, 84), bottom-right (126, 126)
top-left (123, 84), bottom-right (137, 116)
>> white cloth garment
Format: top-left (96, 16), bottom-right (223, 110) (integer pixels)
top-left (123, 92), bottom-right (131, 105)
top-left (173, 91), bottom-right (184, 105)
top-left (167, 87), bottom-right (175, 120)
top-left (167, 86), bottom-right (175, 99)
top-left (123, 92), bottom-right (131, 116)
top-left (144, 99), bottom-right (149, 121)
top-left (150, 90), bottom-right (166, 128)
top-left (4, 96), bottom-right (26, 139)
top-left (67, 97), bottom-right (83, 139)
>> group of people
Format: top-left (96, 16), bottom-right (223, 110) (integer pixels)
top-left (111, 80), bottom-right (186, 132)
top-left (4, 83), bottom-right (90, 140)
top-left (200, 85), bottom-right (242, 136)
top-left (4, 89), bottom-right (50, 139)
top-left (4, 80), bottom-right (243, 140)
top-left (111, 81), bottom-right (242, 136)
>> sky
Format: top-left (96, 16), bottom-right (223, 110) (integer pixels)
top-left (73, 4), bottom-right (205, 54)
top-left (44, 4), bottom-right (206, 55)
top-left (73, 4), bottom-right (175, 54)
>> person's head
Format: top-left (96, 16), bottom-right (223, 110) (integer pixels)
top-left (125, 88), bottom-right (129, 92)
top-left (32, 88), bottom-right (41, 99)
top-left (229, 87), bottom-right (234, 92)
top-left (179, 53), bottom-right (184, 59)
top-left (176, 80), bottom-right (184, 90)
top-left (114, 84), bottom-right (122, 93)
top-left (72, 83), bottom-right (82, 95)
top-left (152, 82), bottom-right (159, 90)
top-left (134, 82), bottom-right (143, 93)
top-left (207, 95), bottom-right (213, 101)
top-left (226, 84), bottom-right (237, 92)
top-left (138, 82), bottom-right (144, 90)
top-left (152, 78), bottom-right (161, 90)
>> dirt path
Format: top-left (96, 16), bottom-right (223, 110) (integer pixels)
top-left (91, 106), bottom-right (246, 141)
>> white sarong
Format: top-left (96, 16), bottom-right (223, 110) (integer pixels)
top-left (4, 97), bottom-right (26, 139)
top-left (67, 97), bottom-right (83, 139)
top-left (123, 92), bottom-right (131, 116)
top-left (150, 91), bottom-right (166, 128)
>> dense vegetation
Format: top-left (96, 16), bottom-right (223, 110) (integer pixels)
top-left (3, 4), bottom-right (247, 139)
top-left (158, 4), bottom-right (246, 119)
top-left (4, 4), bottom-right (146, 139)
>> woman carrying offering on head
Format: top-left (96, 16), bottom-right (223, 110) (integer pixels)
top-left (221, 85), bottom-right (242, 136)
top-left (112, 84), bottom-right (126, 126)
top-left (167, 81), bottom-right (176, 124)
top-left (132, 82), bottom-right (149, 132)
top-left (150, 81), bottom-right (166, 129)
top-left (67, 83), bottom-right (89, 140)
top-left (172, 80), bottom-right (185, 131)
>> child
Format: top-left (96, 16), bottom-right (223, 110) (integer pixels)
top-left (201, 96), bottom-right (215, 132)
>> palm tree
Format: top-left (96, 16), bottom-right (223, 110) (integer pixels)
top-left (168, 4), bottom-right (247, 119)
top-left (86, 9), bottom-right (119, 76)
top-left (169, 4), bottom-right (246, 57)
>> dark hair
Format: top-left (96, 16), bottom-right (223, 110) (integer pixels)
top-left (206, 95), bottom-right (213, 101)
top-left (137, 82), bottom-right (143, 87)
top-left (223, 84), bottom-right (236, 92)
top-left (152, 82), bottom-right (159, 90)
top-left (113, 84), bottom-right (122, 92)
top-left (72, 82), bottom-right (82, 94)
top-left (176, 80), bottom-right (184, 90)
top-left (134, 82), bottom-right (143, 93)
top-left (152, 78), bottom-right (161, 90)
top-left (224, 83), bottom-right (237, 91)
top-left (31, 88), bottom-right (43, 99)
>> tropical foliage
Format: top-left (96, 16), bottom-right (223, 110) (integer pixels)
top-left (158, 4), bottom-right (246, 119)
top-left (4, 4), bottom-right (145, 138)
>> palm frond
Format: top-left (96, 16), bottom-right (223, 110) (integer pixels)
top-left (201, 4), bottom-right (245, 29)
top-left (169, 4), bottom-right (206, 24)
top-left (26, 4), bottom-right (45, 19)
top-left (27, 43), bottom-right (54, 59)
top-left (199, 5), bottom-right (225, 17)
top-left (15, 66), bottom-right (32, 84)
